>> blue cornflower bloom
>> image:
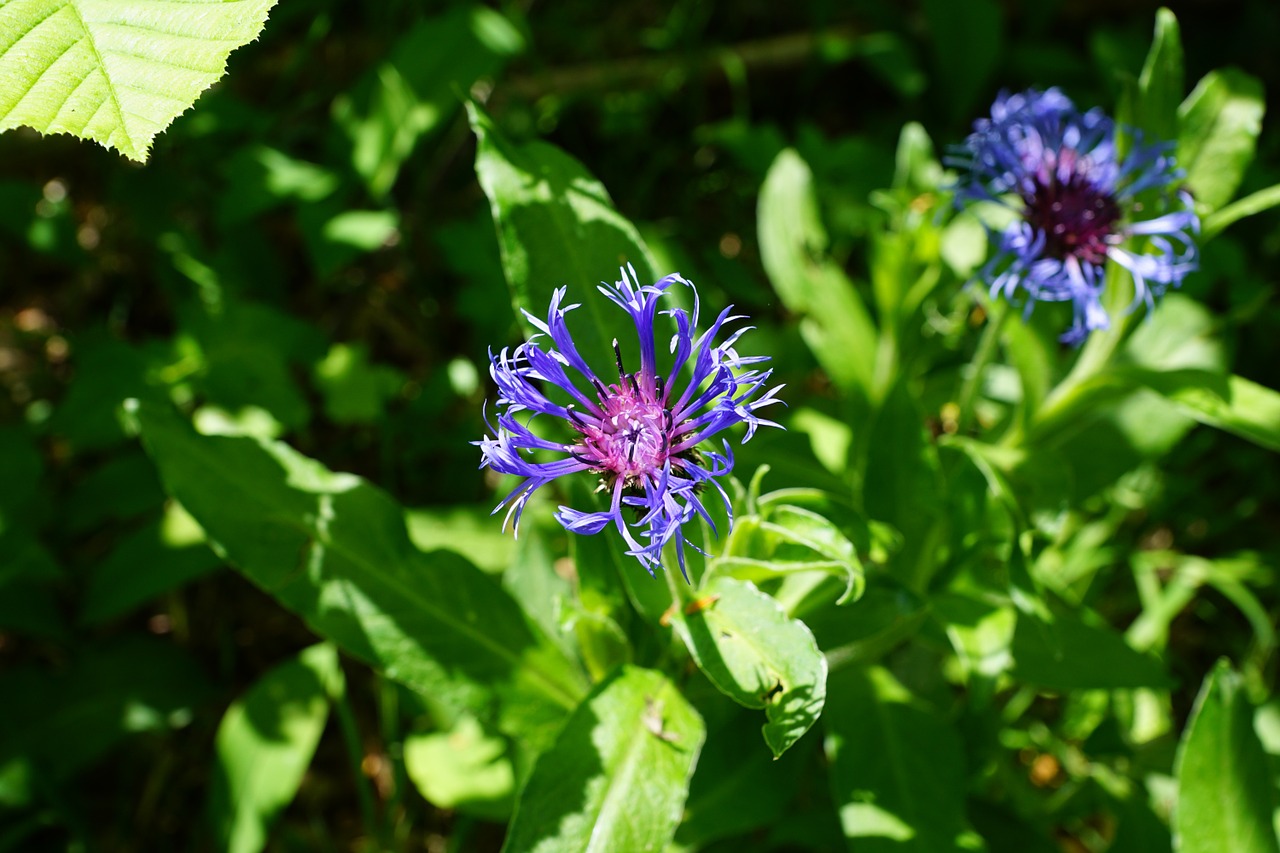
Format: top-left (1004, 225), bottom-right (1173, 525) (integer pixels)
top-left (477, 266), bottom-right (784, 578)
top-left (952, 88), bottom-right (1199, 344)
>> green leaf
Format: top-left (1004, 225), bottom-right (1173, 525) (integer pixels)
top-left (1174, 660), bottom-right (1280, 853)
top-left (469, 101), bottom-right (661, 372)
top-left (404, 715), bottom-right (514, 820)
top-left (312, 342), bottom-right (405, 425)
top-left (825, 666), bottom-right (986, 852)
top-left (1178, 68), bottom-right (1266, 213)
top-left (671, 575), bottom-right (826, 757)
top-left (502, 665), bottom-right (703, 853)
top-left (1203, 182), bottom-right (1280, 239)
top-left (674, 708), bottom-right (806, 849)
top-left (129, 401), bottom-right (587, 756)
top-left (758, 148), bottom-right (878, 397)
top-left (404, 714), bottom-right (514, 820)
top-left (713, 504), bottom-right (866, 608)
top-left (209, 644), bottom-right (342, 853)
top-left (80, 501), bottom-right (222, 625)
top-left (1129, 370), bottom-right (1280, 453)
top-left (0, 0), bottom-right (279, 161)
top-left (1134, 8), bottom-right (1184, 142)
top-left (334, 6), bottom-right (523, 198)
top-left (1012, 610), bottom-right (1172, 691)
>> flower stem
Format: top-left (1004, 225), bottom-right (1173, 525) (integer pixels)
top-left (956, 298), bottom-right (1008, 433)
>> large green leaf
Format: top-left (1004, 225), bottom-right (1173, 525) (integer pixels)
top-left (1012, 610), bottom-right (1172, 692)
top-left (0, 0), bottom-right (279, 161)
top-left (502, 666), bottom-right (703, 853)
top-left (209, 644), bottom-right (342, 853)
top-left (671, 575), bottom-right (827, 757)
top-left (469, 101), bottom-right (662, 372)
top-left (1174, 660), bottom-right (1280, 853)
top-left (825, 666), bottom-right (985, 852)
top-left (128, 401), bottom-right (586, 756)
top-left (758, 148), bottom-right (878, 397)
top-left (1178, 68), bottom-right (1266, 213)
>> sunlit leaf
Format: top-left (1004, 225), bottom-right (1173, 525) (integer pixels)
top-left (1175, 660), bottom-right (1280, 853)
top-left (129, 401), bottom-right (587, 756)
top-left (404, 715), bottom-right (514, 820)
top-left (502, 666), bottom-right (703, 853)
top-left (671, 575), bottom-right (826, 757)
top-left (209, 644), bottom-right (342, 853)
top-left (758, 148), bottom-right (878, 397)
top-left (1178, 68), bottom-right (1266, 213)
top-left (469, 101), bottom-right (662, 371)
top-left (0, 0), bottom-right (279, 161)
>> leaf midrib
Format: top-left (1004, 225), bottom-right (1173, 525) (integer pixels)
top-left (151, 420), bottom-right (582, 712)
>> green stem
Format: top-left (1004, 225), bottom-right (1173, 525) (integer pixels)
top-left (956, 298), bottom-right (1008, 433)
top-left (333, 691), bottom-right (382, 846)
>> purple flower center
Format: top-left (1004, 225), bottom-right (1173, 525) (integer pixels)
top-left (579, 380), bottom-right (673, 483)
top-left (1022, 151), bottom-right (1120, 265)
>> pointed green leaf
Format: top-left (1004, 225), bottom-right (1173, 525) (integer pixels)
top-left (1174, 660), bottom-right (1280, 853)
top-left (1134, 8), bottom-right (1184, 142)
top-left (0, 0), bottom-right (279, 161)
top-left (209, 644), bottom-right (341, 853)
top-left (1126, 370), bottom-right (1280, 453)
top-left (502, 666), bottom-right (703, 853)
top-left (759, 148), bottom-right (878, 397)
top-left (671, 575), bottom-right (826, 756)
top-left (128, 401), bottom-right (586, 756)
top-left (1179, 68), bottom-right (1266, 213)
top-left (468, 101), bottom-right (662, 372)
top-left (825, 666), bottom-right (986, 852)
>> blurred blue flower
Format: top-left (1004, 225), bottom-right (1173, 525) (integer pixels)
top-left (952, 88), bottom-right (1199, 344)
top-left (477, 267), bottom-right (784, 578)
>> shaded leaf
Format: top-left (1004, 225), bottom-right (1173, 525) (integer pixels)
top-left (825, 666), bottom-right (985, 852)
top-left (1012, 611), bottom-right (1172, 691)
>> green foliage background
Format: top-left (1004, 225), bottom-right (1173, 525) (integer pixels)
top-left (2, 1), bottom-right (1280, 851)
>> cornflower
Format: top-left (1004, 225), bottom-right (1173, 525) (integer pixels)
top-left (477, 267), bottom-right (784, 578)
top-left (952, 87), bottom-right (1198, 344)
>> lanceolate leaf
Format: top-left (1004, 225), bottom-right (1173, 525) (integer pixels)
top-left (0, 0), bottom-right (279, 161)
top-left (758, 148), bottom-right (878, 397)
top-left (468, 101), bottom-right (662, 372)
top-left (502, 666), bottom-right (703, 853)
top-left (129, 401), bottom-right (586, 757)
top-left (1175, 660), bottom-right (1280, 853)
top-left (825, 666), bottom-right (986, 852)
top-left (671, 575), bottom-right (827, 757)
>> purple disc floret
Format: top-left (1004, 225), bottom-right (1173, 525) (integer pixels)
top-left (951, 87), bottom-right (1200, 344)
top-left (476, 266), bottom-right (784, 578)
